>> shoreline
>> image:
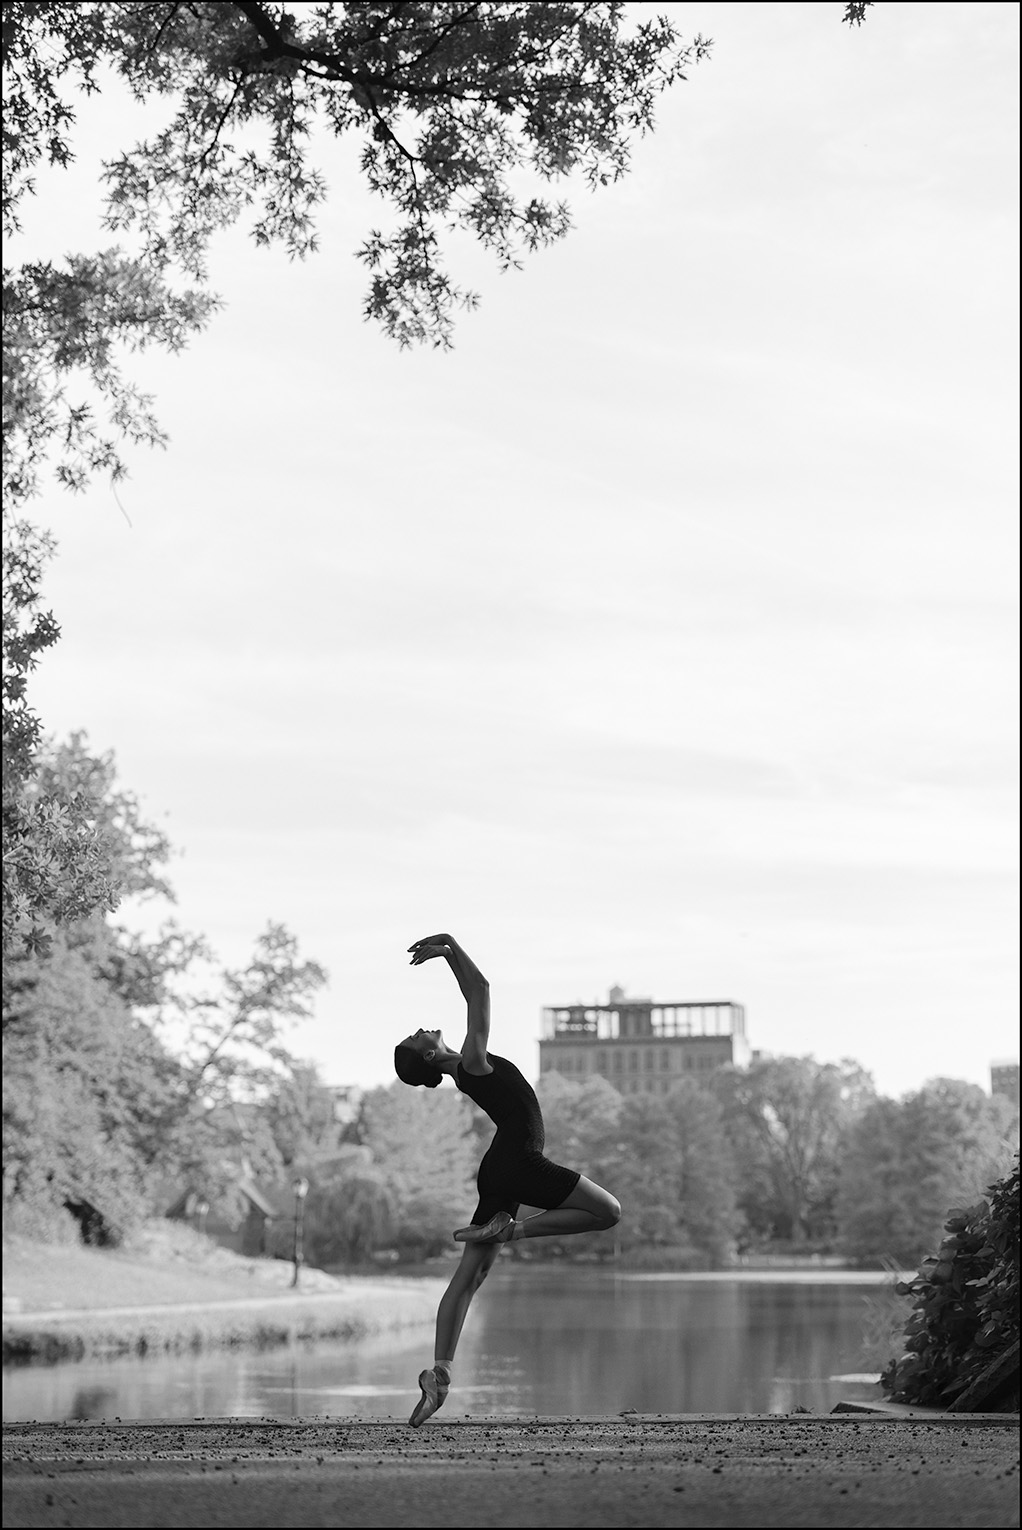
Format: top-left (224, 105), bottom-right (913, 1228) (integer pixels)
top-left (2, 1277), bottom-right (447, 1366)
top-left (3, 1260), bottom-right (906, 1367)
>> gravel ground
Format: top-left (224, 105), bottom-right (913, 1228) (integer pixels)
top-left (3, 1415), bottom-right (1018, 1529)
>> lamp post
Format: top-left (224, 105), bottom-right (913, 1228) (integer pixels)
top-left (290, 1177), bottom-right (309, 1288)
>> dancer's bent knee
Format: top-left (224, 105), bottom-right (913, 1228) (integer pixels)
top-left (602, 1194), bottom-right (622, 1228)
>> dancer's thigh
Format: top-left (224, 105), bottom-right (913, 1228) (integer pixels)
top-left (555, 1174), bottom-right (620, 1220)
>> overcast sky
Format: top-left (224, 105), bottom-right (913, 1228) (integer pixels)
top-left (17, 2), bottom-right (1019, 1100)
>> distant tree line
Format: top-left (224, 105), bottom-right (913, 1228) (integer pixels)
top-left (2, 733), bottom-right (1015, 1268)
top-left (277, 1057), bottom-right (1016, 1272)
top-left (531, 1061), bottom-right (1016, 1269)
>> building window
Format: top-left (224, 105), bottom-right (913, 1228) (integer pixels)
top-left (629, 1050), bottom-right (638, 1072)
top-left (644, 1049), bottom-right (654, 1071)
top-left (660, 1048), bottom-right (670, 1070)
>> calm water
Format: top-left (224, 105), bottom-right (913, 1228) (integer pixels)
top-left (2, 1269), bottom-right (888, 1423)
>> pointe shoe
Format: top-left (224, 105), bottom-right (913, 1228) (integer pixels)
top-left (409, 1366), bottom-right (449, 1428)
top-left (453, 1211), bottom-right (516, 1244)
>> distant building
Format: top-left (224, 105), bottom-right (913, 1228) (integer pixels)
top-left (539, 985), bottom-right (750, 1096)
top-left (990, 1061), bottom-right (1020, 1109)
top-left (327, 1084), bottom-right (364, 1128)
top-left (165, 1171), bottom-right (279, 1258)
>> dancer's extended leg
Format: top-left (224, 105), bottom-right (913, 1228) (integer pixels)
top-left (410, 1242), bottom-right (501, 1427)
top-left (434, 1240), bottom-right (502, 1360)
top-left (410, 1242), bottom-right (501, 1432)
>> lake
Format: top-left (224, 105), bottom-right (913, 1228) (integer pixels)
top-left (2, 1268), bottom-right (893, 1423)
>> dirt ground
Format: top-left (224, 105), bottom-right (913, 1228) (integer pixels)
top-left (3, 1414), bottom-right (1018, 1529)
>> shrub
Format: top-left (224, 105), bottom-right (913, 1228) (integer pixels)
top-left (1, 1194), bottom-right (82, 1246)
top-left (881, 1156), bottom-right (1019, 1409)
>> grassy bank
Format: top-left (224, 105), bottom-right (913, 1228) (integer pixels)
top-left (2, 1222), bottom-right (445, 1366)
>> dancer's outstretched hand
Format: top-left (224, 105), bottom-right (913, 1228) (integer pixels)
top-left (408, 935), bottom-right (452, 965)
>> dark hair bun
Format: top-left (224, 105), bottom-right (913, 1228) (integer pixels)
top-left (394, 1043), bottom-right (442, 1089)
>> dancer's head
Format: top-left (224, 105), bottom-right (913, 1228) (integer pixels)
top-left (394, 1028), bottom-right (445, 1089)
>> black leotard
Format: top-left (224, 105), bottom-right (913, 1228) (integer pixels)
top-left (455, 1053), bottom-right (581, 1225)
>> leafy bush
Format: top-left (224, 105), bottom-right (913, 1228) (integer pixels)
top-left (1, 1194), bottom-right (82, 1247)
top-left (881, 1156), bottom-right (1019, 1409)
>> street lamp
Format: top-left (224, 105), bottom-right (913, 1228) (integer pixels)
top-left (290, 1177), bottom-right (309, 1288)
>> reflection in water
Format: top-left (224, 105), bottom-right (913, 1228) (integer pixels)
top-left (3, 1270), bottom-right (886, 1423)
top-left (471, 1273), bottom-right (872, 1417)
top-left (69, 1386), bottom-right (119, 1421)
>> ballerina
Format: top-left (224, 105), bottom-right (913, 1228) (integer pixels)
top-left (395, 933), bottom-right (621, 1427)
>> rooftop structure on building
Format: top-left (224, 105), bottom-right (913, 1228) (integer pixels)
top-left (540, 985), bottom-right (750, 1096)
top-left (990, 1061), bottom-right (1020, 1109)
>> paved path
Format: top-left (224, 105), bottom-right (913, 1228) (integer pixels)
top-left (3, 1415), bottom-right (1018, 1528)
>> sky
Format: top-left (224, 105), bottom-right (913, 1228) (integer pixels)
top-left (14, 2), bottom-right (1019, 1100)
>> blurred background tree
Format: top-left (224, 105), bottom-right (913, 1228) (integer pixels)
top-left (665, 1077), bottom-right (742, 1264)
top-left (837, 1079), bottom-right (1018, 1266)
top-left (358, 1082), bottom-right (477, 1258)
top-left (2, 731), bottom-right (329, 1243)
top-left (713, 1055), bottom-right (875, 1246)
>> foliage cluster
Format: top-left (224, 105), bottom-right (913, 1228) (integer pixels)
top-left (2, 1), bottom-right (711, 507)
top-left (291, 1089), bottom-right (475, 1264)
top-left (535, 1071), bottom-right (741, 1263)
top-left (881, 1157), bottom-right (1020, 1411)
top-left (836, 1080), bottom-right (1018, 1267)
top-left (713, 1054), bottom-right (874, 1247)
top-left (2, 731), bottom-right (328, 1244)
top-left (2, 526), bottom-right (122, 962)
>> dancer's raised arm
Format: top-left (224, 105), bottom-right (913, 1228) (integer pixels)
top-left (408, 933), bottom-right (490, 1072)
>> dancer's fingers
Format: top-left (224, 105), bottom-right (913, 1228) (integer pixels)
top-left (410, 944), bottom-right (447, 965)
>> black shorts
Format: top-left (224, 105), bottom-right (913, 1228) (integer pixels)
top-left (471, 1136), bottom-right (581, 1225)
